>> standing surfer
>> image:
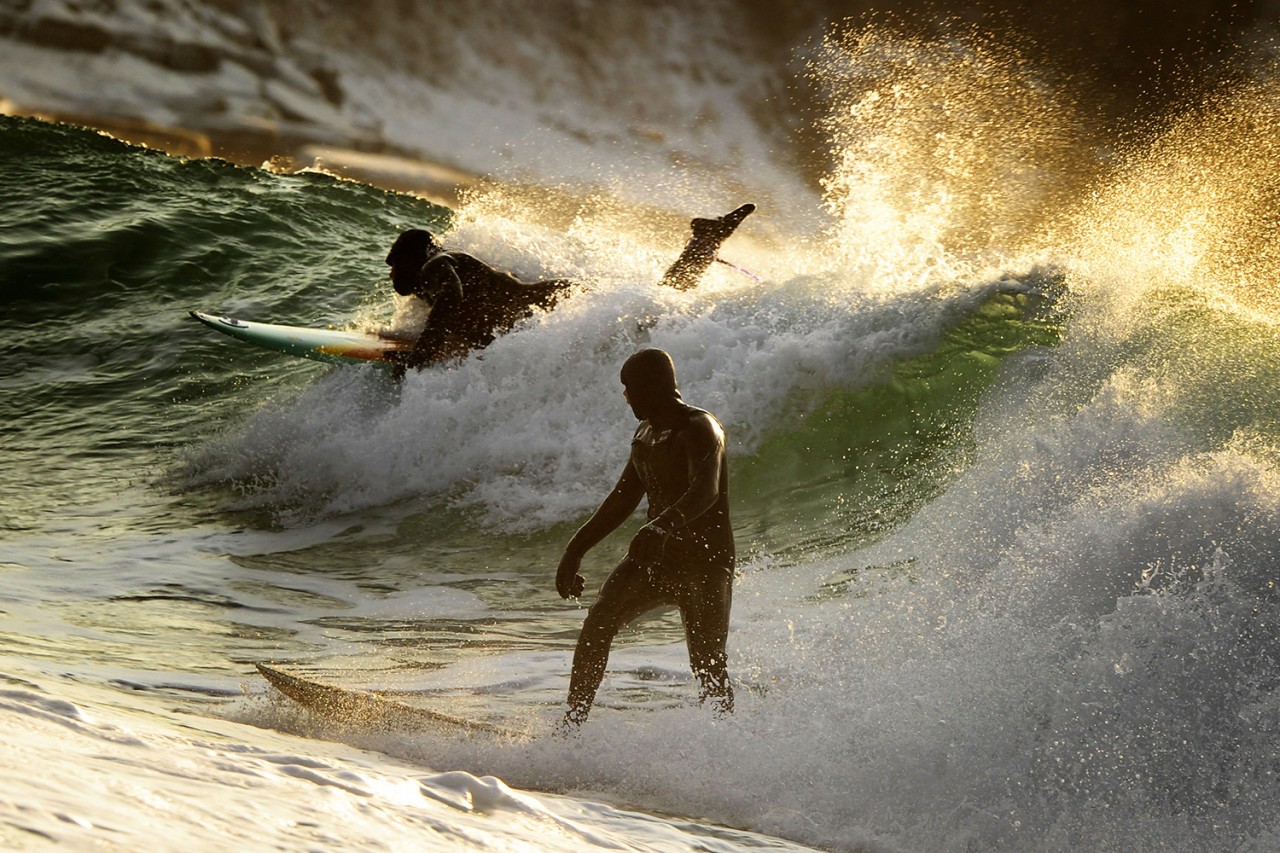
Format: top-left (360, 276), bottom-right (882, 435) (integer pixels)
top-left (554, 348), bottom-right (735, 730)
top-left (387, 204), bottom-right (755, 370)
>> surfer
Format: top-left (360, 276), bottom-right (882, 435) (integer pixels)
top-left (387, 203), bottom-right (755, 371)
top-left (385, 228), bottom-right (572, 370)
top-left (554, 348), bottom-right (735, 730)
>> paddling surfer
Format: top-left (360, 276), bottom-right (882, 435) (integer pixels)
top-left (554, 348), bottom-right (735, 730)
top-left (387, 204), bottom-right (755, 370)
top-left (386, 228), bottom-right (572, 367)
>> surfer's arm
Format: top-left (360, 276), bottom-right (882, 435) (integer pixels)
top-left (556, 462), bottom-right (644, 599)
top-left (406, 320), bottom-right (446, 367)
top-left (421, 254), bottom-right (466, 302)
top-left (566, 461), bottom-right (645, 556)
top-left (402, 257), bottom-right (468, 368)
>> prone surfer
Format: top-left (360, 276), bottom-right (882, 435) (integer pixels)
top-left (386, 228), bottom-right (573, 369)
top-left (386, 203), bottom-right (755, 371)
top-left (554, 348), bottom-right (735, 730)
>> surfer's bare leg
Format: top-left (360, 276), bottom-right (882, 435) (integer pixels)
top-left (658, 203), bottom-right (756, 290)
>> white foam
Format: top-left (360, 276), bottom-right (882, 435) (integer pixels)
top-left (0, 668), bottom-right (817, 851)
top-left (203, 208), bottom-right (988, 527)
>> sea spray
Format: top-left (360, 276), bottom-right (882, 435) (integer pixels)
top-left (5, 7), bottom-right (1280, 852)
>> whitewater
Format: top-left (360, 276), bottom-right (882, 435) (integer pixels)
top-left (4, 2), bottom-right (1280, 851)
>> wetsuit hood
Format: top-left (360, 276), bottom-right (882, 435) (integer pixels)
top-left (621, 348), bottom-right (682, 421)
top-left (387, 229), bottom-right (442, 296)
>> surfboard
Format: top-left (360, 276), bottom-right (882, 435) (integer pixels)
top-left (256, 663), bottom-right (525, 739)
top-left (190, 311), bottom-right (412, 367)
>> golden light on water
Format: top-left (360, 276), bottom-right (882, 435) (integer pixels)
top-left (1072, 70), bottom-right (1280, 321)
top-left (808, 19), bottom-right (1093, 291)
top-left (808, 18), bottom-right (1280, 323)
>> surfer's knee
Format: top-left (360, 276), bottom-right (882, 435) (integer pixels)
top-left (577, 606), bottom-right (622, 649)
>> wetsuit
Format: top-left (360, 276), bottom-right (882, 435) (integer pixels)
top-left (404, 252), bottom-right (571, 367)
top-left (563, 403), bottom-right (735, 726)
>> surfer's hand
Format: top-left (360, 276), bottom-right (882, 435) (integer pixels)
top-left (556, 552), bottom-right (585, 599)
top-left (629, 521), bottom-right (670, 566)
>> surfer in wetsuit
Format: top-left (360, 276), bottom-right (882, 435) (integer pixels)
top-left (385, 228), bottom-right (572, 369)
top-left (386, 203), bottom-right (755, 370)
top-left (554, 348), bottom-right (735, 730)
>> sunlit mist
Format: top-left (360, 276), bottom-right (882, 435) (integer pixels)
top-left (807, 18), bottom-right (1092, 292)
top-left (1070, 62), bottom-right (1280, 321)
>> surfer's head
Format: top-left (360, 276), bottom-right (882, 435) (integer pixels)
top-left (621, 348), bottom-right (681, 421)
top-left (387, 228), bottom-right (442, 296)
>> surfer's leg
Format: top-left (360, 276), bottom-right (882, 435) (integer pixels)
top-left (678, 568), bottom-right (734, 716)
top-left (658, 203), bottom-right (756, 290)
top-left (564, 559), bottom-right (662, 727)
